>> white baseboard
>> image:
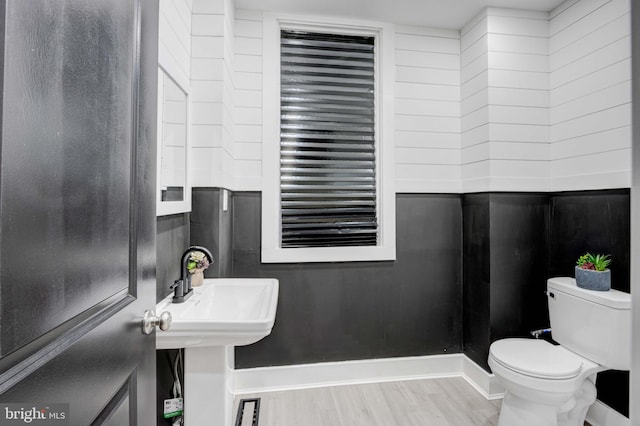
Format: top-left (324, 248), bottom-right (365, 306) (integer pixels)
top-left (233, 354), bottom-right (628, 426)
top-left (233, 353), bottom-right (503, 398)
top-left (586, 400), bottom-right (630, 426)
top-left (461, 355), bottom-right (504, 399)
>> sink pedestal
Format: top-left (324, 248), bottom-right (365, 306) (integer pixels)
top-left (156, 279), bottom-right (279, 426)
top-left (184, 346), bottom-right (234, 426)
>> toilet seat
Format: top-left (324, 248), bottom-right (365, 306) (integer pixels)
top-left (489, 338), bottom-right (585, 380)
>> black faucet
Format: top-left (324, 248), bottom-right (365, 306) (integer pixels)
top-left (171, 245), bottom-right (214, 303)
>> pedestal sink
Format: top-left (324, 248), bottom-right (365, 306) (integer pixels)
top-left (156, 278), bottom-right (279, 426)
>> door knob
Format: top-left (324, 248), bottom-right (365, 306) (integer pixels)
top-left (142, 309), bottom-right (172, 335)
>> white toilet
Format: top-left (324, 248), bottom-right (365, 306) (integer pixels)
top-left (488, 277), bottom-right (631, 426)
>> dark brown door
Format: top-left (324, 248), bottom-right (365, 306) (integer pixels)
top-left (0, 0), bottom-right (158, 424)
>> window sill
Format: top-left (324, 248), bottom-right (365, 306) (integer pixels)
top-left (261, 244), bottom-right (396, 264)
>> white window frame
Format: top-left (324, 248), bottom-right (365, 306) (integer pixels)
top-left (261, 13), bottom-right (395, 263)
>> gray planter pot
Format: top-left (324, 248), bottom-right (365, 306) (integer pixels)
top-left (575, 266), bottom-right (611, 291)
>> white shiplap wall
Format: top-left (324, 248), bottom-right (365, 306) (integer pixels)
top-left (461, 8), bottom-right (550, 193)
top-left (549, 0), bottom-right (631, 191)
top-left (232, 12), bottom-right (464, 192)
top-left (187, 0), bottom-right (631, 193)
top-left (233, 10), bottom-right (263, 191)
top-left (461, 11), bottom-right (490, 192)
top-left (395, 26), bottom-right (461, 193)
top-left (190, 0), bottom-right (235, 189)
top-left (159, 0), bottom-right (192, 87)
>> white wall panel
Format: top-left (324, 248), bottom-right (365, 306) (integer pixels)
top-left (551, 104), bottom-right (630, 142)
top-left (396, 115), bottom-right (460, 133)
top-left (550, 59), bottom-right (631, 107)
top-left (490, 123), bottom-right (548, 143)
top-left (492, 142), bottom-right (549, 160)
top-left (396, 82), bottom-right (460, 102)
top-left (159, 0), bottom-right (192, 85)
top-left (232, 10), bottom-right (263, 189)
top-left (396, 148), bottom-right (459, 165)
top-left (190, 58), bottom-right (224, 81)
top-left (551, 80), bottom-right (630, 124)
top-left (394, 24), bottom-right (461, 193)
top-left (462, 70), bottom-right (489, 98)
top-left (461, 16), bottom-right (488, 51)
top-left (462, 107), bottom-right (489, 132)
top-left (462, 142), bottom-right (490, 164)
top-left (234, 123), bottom-right (261, 143)
top-left (489, 105), bottom-right (548, 125)
top-left (550, 13), bottom-right (629, 71)
top-left (395, 131), bottom-right (460, 149)
top-left (191, 125), bottom-right (222, 148)
top-left (192, 35), bottom-right (223, 59)
top-left (550, 0), bottom-right (628, 44)
top-left (488, 70), bottom-right (548, 90)
top-left (488, 34), bottom-right (548, 55)
top-left (190, 0), bottom-right (235, 188)
top-left (396, 66), bottom-right (460, 86)
top-left (549, 0), bottom-right (631, 191)
top-left (462, 8), bottom-right (550, 192)
top-left (191, 102), bottom-right (223, 125)
top-left (462, 125), bottom-right (490, 149)
top-left (550, 36), bottom-right (630, 89)
top-left (488, 87), bottom-right (548, 107)
top-left (552, 125), bottom-right (631, 159)
top-left (488, 52), bottom-right (548, 72)
top-left (181, 0), bottom-right (630, 194)
top-left (396, 98), bottom-right (459, 117)
top-left (191, 80), bottom-right (223, 102)
top-left (461, 53), bottom-right (488, 83)
top-left (461, 88), bottom-right (488, 116)
top-left (486, 15), bottom-right (548, 37)
top-left (192, 14), bottom-right (225, 36)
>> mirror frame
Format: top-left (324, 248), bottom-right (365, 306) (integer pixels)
top-left (157, 49), bottom-right (191, 216)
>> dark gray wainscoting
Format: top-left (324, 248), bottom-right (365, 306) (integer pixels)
top-left (548, 189), bottom-right (630, 417)
top-left (462, 193), bottom-right (549, 370)
top-left (186, 188), bottom-right (630, 418)
top-left (462, 190), bottom-right (629, 417)
top-left (230, 192), bottom-right (463, 368)
top-left (191, 188), bottom-right (233, 278)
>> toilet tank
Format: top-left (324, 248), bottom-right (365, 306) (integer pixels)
top-left (547, 277), bottom-right (631, 370)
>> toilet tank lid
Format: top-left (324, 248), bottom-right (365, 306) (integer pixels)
top-left (547, 277), bottom-right (630, 310)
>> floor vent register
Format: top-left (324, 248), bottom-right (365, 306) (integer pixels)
top-left (235, 398), bottom-right (261, 426)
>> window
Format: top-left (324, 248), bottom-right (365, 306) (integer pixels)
top-left (262, 15), bottom-right (395, 263)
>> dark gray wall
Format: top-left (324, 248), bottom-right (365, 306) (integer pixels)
top-left (548, 189), bottom-right (630, 417)
top-left (462, 190), bottom-right (629, 417)
top-left (191, 188), bottom-right (233, 278)
top-left (463, 193), bottom-right (549, 369)
top-left (187, 188), bottom-right (631, 417)
top-left (462, 194), bottom-right (491, 368)
top-left (549, 190), bottom-right (630, 293)
top-left (230, 192), bottom-right (463, 368)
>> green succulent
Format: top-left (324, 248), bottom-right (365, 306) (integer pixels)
top-left (576, 252), bottom-right (611, 272)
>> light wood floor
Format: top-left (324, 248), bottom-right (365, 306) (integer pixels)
top-left (234, 377), bottom-right (502, 426)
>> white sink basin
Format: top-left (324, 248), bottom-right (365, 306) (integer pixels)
top-left (156, 278), bottom-right (279, 349)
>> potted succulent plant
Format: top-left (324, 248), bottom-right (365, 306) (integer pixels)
top-left (575, 252), bottom-right (612, 291)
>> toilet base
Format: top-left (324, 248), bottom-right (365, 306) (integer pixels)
top-left (497, 378), bottom-right (597, 426)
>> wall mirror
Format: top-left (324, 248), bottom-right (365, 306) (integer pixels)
top-left (156, 64), bottom-right (190, 216)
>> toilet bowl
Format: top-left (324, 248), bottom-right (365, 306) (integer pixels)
top-left (489, 338), bottom-right (601, 426)
top-left (488, 277), bottom-right (631, 426)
